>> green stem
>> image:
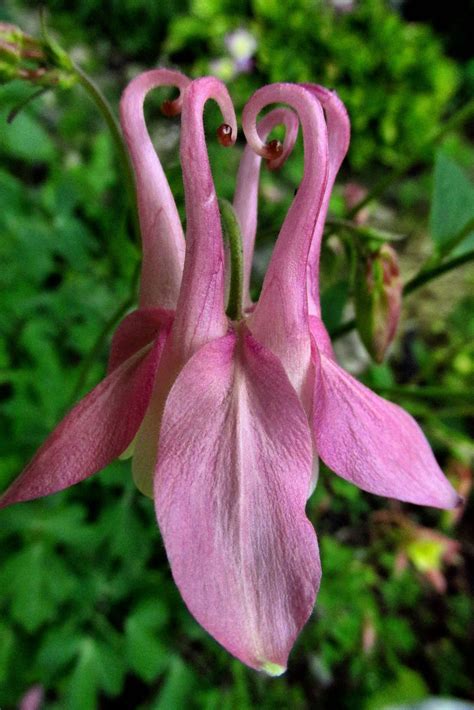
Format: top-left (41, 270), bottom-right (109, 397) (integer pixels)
top-left (330, 248), bottom-right (474, 340)
top-left (219, 199), bottom-right (244, 321)
top-left (404, 247), bottom-right (474, 294)
top-left (72, 61), bottom-right (141, 246)
top-left (39, 10), bottom-right (140, 244)
top-left (7, 87), bottom-right (50, 123)
top-left (325, 216), bottom-right (406, 243)
top-left (348, 97), bottom-right (474, 218)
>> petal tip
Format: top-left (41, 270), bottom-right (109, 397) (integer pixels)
top-left (260, 661), bottom-right (286, 677)
top-left (432, 483), bottom-right (463, 511)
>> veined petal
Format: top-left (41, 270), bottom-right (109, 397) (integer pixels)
top-left (120, 69), bottom-right (189, 309)
top-left (0, 339), bottom-right (165, 508)
top-left (312, 350), bottom-right (461, 509)
top-left (154, 329), bottom-right (320, 672)
top-left (309, 315), bottom-right (335, 359)
top-left (301, 85), bottom-right (350, 317)
top-left (171, 77), bottom-right (237, 363)
top-left (108, 307), bottom-right (173, 372)
top-left (243, 84), bottom-right (328, 398)
top-left (233, 107), bottom-right (299, 307)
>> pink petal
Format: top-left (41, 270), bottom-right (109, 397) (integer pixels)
top-left (171, 77), bottom-right (237, 363)
top-left (301, 85), bottom-right (350, 317)
top-left (108, 307), bottom-right (173, 372)
top-left (243, 84), bottom-right (328, 398)
top-left (312, 351), bottom-right (461, 509)
top-left (120, 69), bottom-right (189, 309)
top-left (233, 107), bottom-right (299, 307)
top-left (154, 329), bottom-right (320, 672)
top-left (309, 315), bottom-right (335, 360)
top-left (0, 337), bottom-right (166, 508)
top-left (130, 340), bottom-right (181, 498)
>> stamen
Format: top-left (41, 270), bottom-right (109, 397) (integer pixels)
top-left (161, 98), bottom-right (182, 117)
top-left (217, 123), bottom-right (233, 147)
top-left (263, 138), bottom-right (283, 161)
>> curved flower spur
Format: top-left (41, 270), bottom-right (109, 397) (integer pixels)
top-left (0, 72), bottom-right (460, 675)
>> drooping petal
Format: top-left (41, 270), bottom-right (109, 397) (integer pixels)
top-left (154, 329), bottom-right (319, 672)
top-left (301, 85), bottom-right (350, 317)
top-left (108, 307), bottom-right (173, 372)
top-left (0, 337), bottom-right (166, 508)
top-left (171, 77), bottom-right (237, 364)
top-left (312, 350), bottom-right (461, 509)
top-left (233, 107), bottom-right (299, 307)
top-left (120, 69), bottom-right (189, 309)
top-left (243, 84), bottom-right (328, 399)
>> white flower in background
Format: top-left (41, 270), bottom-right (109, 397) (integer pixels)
top-left (209, 57), bottom-right (236, 82)
top-left (225, 28), bottom-right (257, 73)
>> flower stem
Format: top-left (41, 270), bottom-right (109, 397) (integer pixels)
top-left (219, 198), bottom-right (244, 321)
top-left (330, 248), bottom-right (474, 340)
top-left (72, 61), bottom-right (141, 245)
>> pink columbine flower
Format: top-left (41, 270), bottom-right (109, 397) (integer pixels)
top-left (0, 71), bottom-right (460, 674)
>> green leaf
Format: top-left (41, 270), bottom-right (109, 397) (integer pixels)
top-left (152, 656), bottom-right (196, 710)
top-left (67, 638), bottom-right (99, 710)
top-left (0, 88), bottom-right (56, 162)
top-left (125, 598), bottom-right (170, 682)
top-left (321, 280), bottom-right (349, 331)
top-left (67, 636), bottom-right (125, 709)
top-left (365, 667), bottom-right (428, 710)
top-left (95, 640), bottom-right (126, 696)
top-left (37, 624), bottom-right (82, 678)
top-left (0, 543), bottom-right (75, 632)
top-left (430, 151), bottom-right (474, 255)
top-left (0, 621), bottom-right (15, 676)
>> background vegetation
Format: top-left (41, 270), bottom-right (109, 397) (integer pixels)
top-left (0, 0), bottom-right (473, 708)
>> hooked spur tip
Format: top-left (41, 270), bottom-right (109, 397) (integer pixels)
top-left (216, 123), bottom-right (233, 146)
top-left (161, 98), bottom-right (182, 117)
top-left (263, 138), bottom-right (283, 161)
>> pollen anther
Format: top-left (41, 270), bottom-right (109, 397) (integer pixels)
top-left (161, 99), bottom-right (182, 117)
top-left (264, 138), bottom-right (283, 161)
top-left (217, 123), bottom-right (233, 146)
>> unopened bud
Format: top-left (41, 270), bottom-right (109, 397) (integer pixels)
top-left (355, 244), bottom-right (402, 363)
top-left (0, 22), bottom-right (75, 89)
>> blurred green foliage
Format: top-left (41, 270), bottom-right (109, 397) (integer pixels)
top-left (0, 0), bottom-right (473, 708)
top-left (167, 0), bottom-right (461, 169)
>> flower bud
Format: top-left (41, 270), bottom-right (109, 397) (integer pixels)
top-left (355, 244), bottom-right (402, 363)
top-left (0, 22), bottom-right (75, 89)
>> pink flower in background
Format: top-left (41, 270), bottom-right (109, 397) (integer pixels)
top-left (0, 72), bottom-right (460, 673)
top-left (19, 685), bottom-right (44, 710)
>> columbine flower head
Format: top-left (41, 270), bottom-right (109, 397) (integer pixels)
top-left (0, 70), bottom-right (460, 674)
